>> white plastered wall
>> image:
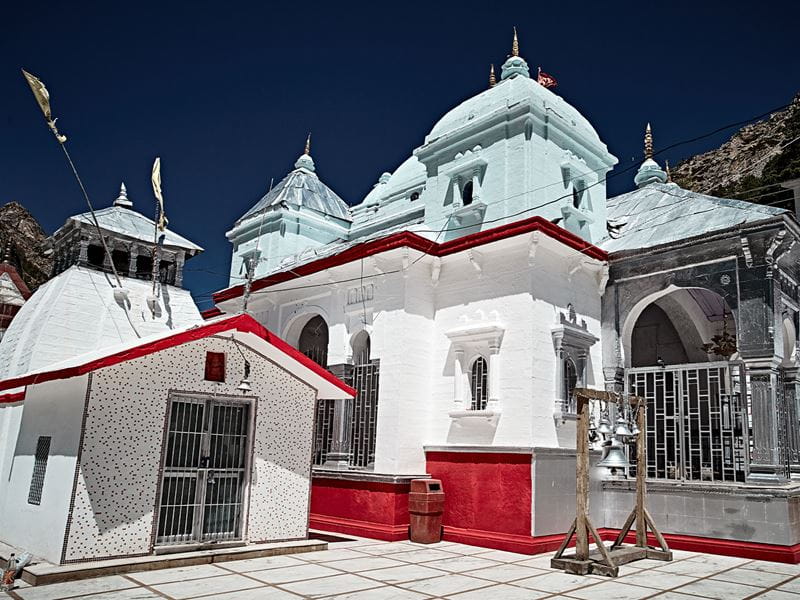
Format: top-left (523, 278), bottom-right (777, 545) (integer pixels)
top-left (0, 376), bottom-right (89, 564)
top-left (60, 335), bottom-right (316, 563)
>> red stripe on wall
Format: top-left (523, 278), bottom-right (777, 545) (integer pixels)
top-left (213, 216), bottom-right (607, 303)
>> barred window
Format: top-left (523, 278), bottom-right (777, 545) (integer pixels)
top-left (28, 436), bottom-right (51, 505)
top-left (470, 357), bottom-right (488, 410)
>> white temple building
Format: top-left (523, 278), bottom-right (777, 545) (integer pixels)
top-left (212, 34), bottom-right (800, 562)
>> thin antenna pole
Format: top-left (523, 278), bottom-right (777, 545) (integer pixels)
top-left (151, 181), bottom-right (160, 297)
top-left (242, 177), bottom-right (273, 313)
top-left (59, 144), bottom-right (123, 288)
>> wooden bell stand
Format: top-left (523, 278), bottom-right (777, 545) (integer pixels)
top-left (551, 388), bottom-right (672, 577)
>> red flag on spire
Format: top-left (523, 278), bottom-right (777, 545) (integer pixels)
top-left (537, 67), bottom-right (557, 89)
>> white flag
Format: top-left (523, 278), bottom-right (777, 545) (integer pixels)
top-left (151, 157), bottom-right (168, 232)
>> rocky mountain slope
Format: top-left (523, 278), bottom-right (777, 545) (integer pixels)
top-left (671, 94), bottom-right (800, 207)
top-left (0, 202), bottom-right (52, 290)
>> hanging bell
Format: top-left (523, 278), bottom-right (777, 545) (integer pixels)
top-left (597, 416), bottom-right (612, 437)
top-left (237, 378), bottom-right (252, 393)
top-left (629, 420), bottom-right (641, 436)
top-left (597, 438), bottom-right (631, 470)
top-left (614, 416), bottom-right (633, 438)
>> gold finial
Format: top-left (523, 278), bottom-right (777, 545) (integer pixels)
top-left (304, 132), bottom-right (311, 155)
top-left (644, 123), bottom-right (653, 159)
top-left (665, 159), bottom-right (672, 182)
top-left (489, 64), bottom-right (496, 87)
top-left (512, 27), bottom-right (519, 57)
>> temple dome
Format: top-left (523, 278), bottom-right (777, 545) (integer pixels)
top-left (425, 74), bottom-right (602, 146)
top-left (0, 265), bottom-right (202, 379)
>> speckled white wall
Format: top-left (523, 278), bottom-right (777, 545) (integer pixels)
top-left (62, 334), bottom-right (316, 563)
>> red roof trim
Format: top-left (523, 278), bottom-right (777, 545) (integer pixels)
top-left (213, 216), bottom-right (607, 304)
top-left (0, 314), bottom-right (356, 397)
top-left (0, 390), bottom-right (25, 404)
top-left (0, 263), bottom-right (31, 300)
top-left (201, 306), bottom-right (224, 320)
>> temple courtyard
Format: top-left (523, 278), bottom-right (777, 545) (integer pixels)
top-left (3, 538), bottom-right (798, 600)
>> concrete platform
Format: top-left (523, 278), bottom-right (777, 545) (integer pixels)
top-left (7, 539), bottom-right (327, 586)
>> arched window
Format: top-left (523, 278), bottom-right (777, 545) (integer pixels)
top-left (299, 315), bottom-right (329, 367)
top-left (470, 356), bottom-right (488, 410)
top-left (563, 357), bottom-right (578, 412)
top-left (351, 331), bottom-right (371, 366)
top-left (462, 181), bottom-right (474, 206)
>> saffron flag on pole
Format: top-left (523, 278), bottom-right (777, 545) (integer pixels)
top-left (21, 69), bottom-right (67, 143)
top-left (151, 157), bottom-right (169, 232)
top-left (537, 67), bottom-right (558, 89)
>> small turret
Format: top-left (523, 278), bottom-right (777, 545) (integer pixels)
top-left (113, 182), bottom-right (133, 208)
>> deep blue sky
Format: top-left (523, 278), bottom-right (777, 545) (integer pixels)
top-left (2, 1), bottom-right (798, 308)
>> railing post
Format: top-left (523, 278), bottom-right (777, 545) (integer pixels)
top-left (745, 359), bottom-right (788, 484)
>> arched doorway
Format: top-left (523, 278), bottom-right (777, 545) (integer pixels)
top-left (626, 287), bottom-right (747, 483)
top-left (298, 315), bottom-right (329, 367)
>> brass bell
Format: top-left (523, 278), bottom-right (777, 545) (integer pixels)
top-left (597, 416), bottom-right (612, 436)
top-left (597, 437), bottom-right (631, 470)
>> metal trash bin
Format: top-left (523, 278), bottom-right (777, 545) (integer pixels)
top-left (409, 478), bottom-right (444, 544)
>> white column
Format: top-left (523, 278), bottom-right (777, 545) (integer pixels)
top-left (454, 348), bottom-right (465, 408)
top-left (472, 167), bottom-right (481, 203)
top-left (452, 177), bottom-right (462, 209)
top-left (488, 342), bottom-right (501, 410)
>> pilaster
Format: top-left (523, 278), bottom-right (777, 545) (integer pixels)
top-left (745, 358), bottom-right (788, 484)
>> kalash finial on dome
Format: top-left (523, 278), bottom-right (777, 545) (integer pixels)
top-left (634, 122), bottom-right (668, 188)
top-left (113, 182), bottom-right (133, 208)
top-left (295, 132), bottom-right (315, 172)
top-left (501, 27), bottom-right (530, 81)
top-left (489, 64), bottom-right (496, 87)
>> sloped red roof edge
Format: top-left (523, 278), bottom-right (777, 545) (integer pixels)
top-left (213, 215), bottom-right (607, 304)
top-left (0, 263), bottom-right (32, 300)
top-left (0, 313), bottom-right (356, 397)
top-left (201, 306), bottom-right (224, 320)
top-left (0, 390), bottom-right (25, 405)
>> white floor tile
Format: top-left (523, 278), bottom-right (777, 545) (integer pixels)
top-left (672, 577), bottom-right (764, 600)
top-left (447, 583), bottom-right (551, 599)
top-left (399, 573), bottom-right (492, 596)
top-left (469, 562), bottom-right (549, 583)
top-left (419, 555), bottom-right (501, 573)
top-left (359, 564), bottom-right (444, 584)
top-left (152, 574), bottom-right (263, 599)
top-left (567, 580), bottom-right (661, 600)
top-left (280, 573), bottom-right (382, 598)
top-left (246, 563), bottom-right (341, 584)
top-left (217, 555), bottom-right (309, 573)
top-left (128, 563), bottom-right (229, 585)
top-left (15, 575), bottom-right (138, 600)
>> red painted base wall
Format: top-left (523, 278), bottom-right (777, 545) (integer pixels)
top-left (425, 451), bottom-right (532, 537)
top-left (309, 477), bottom-right (410, 541)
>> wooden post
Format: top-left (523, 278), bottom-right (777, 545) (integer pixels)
top-left (635, 399), bottom-right (647, 547)
top-left (575, 394), bottom-right (589, 560)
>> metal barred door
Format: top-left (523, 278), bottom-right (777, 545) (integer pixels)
top-left (349, 360), bottom-right (380, 468)
top-left (627, 362), bottom-right (748, 483)
top-left (157, 396), bottom-right (250, 545)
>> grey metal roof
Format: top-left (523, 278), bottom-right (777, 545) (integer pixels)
top-left (600, 182), bottom-right (787, 253)
top-left (237, 167), bottom-right (351, 224)
top-left (69, 206), bottom-right (203, 251)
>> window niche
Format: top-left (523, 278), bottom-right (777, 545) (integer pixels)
top-left (551, 304), bottom-right (598, 420)
top-left (445, 318), bottom-right (504, 417)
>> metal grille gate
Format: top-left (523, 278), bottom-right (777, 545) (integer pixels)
top-left (626, 362), bottom-right (748, 483)
top-left (156, 396), bottom-right (251, 545)
top-left (349, 360), bottom-right (380, 468)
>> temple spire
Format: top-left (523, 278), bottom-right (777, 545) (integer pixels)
top-left (665, 159), bottom-right (672, 182)
top-left (489, 64), bottom-right (496, 87)
top-left (644, 123), bottom-right (653, 160)
top-left (634, 122), bottom-right (668, 188)
top-left (113, 182), bottom-right (133, 208)
top-left (295, 133), bottom-right (316, 172)
top-left (304, 133), bottom-right (311, 155)
top-left (512, 27), bottom-right (519, 57)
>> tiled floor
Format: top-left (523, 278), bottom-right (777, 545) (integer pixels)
top-left (4, 539), bottom-right (798, 599)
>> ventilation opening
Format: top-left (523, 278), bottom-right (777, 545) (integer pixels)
top-left (28, 436), bottom-right (51, 505)
top-left (136, 254), bottom-right (153, 279)
top-left (112, 250), bottom-right (130, 274)
top-left (87, 245), bottom-right (105, 268)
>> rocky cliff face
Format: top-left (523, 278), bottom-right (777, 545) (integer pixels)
top-left (671, 94), bottom-right (800, 205)
top-left (0, 202), bottom-right (52, 291)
